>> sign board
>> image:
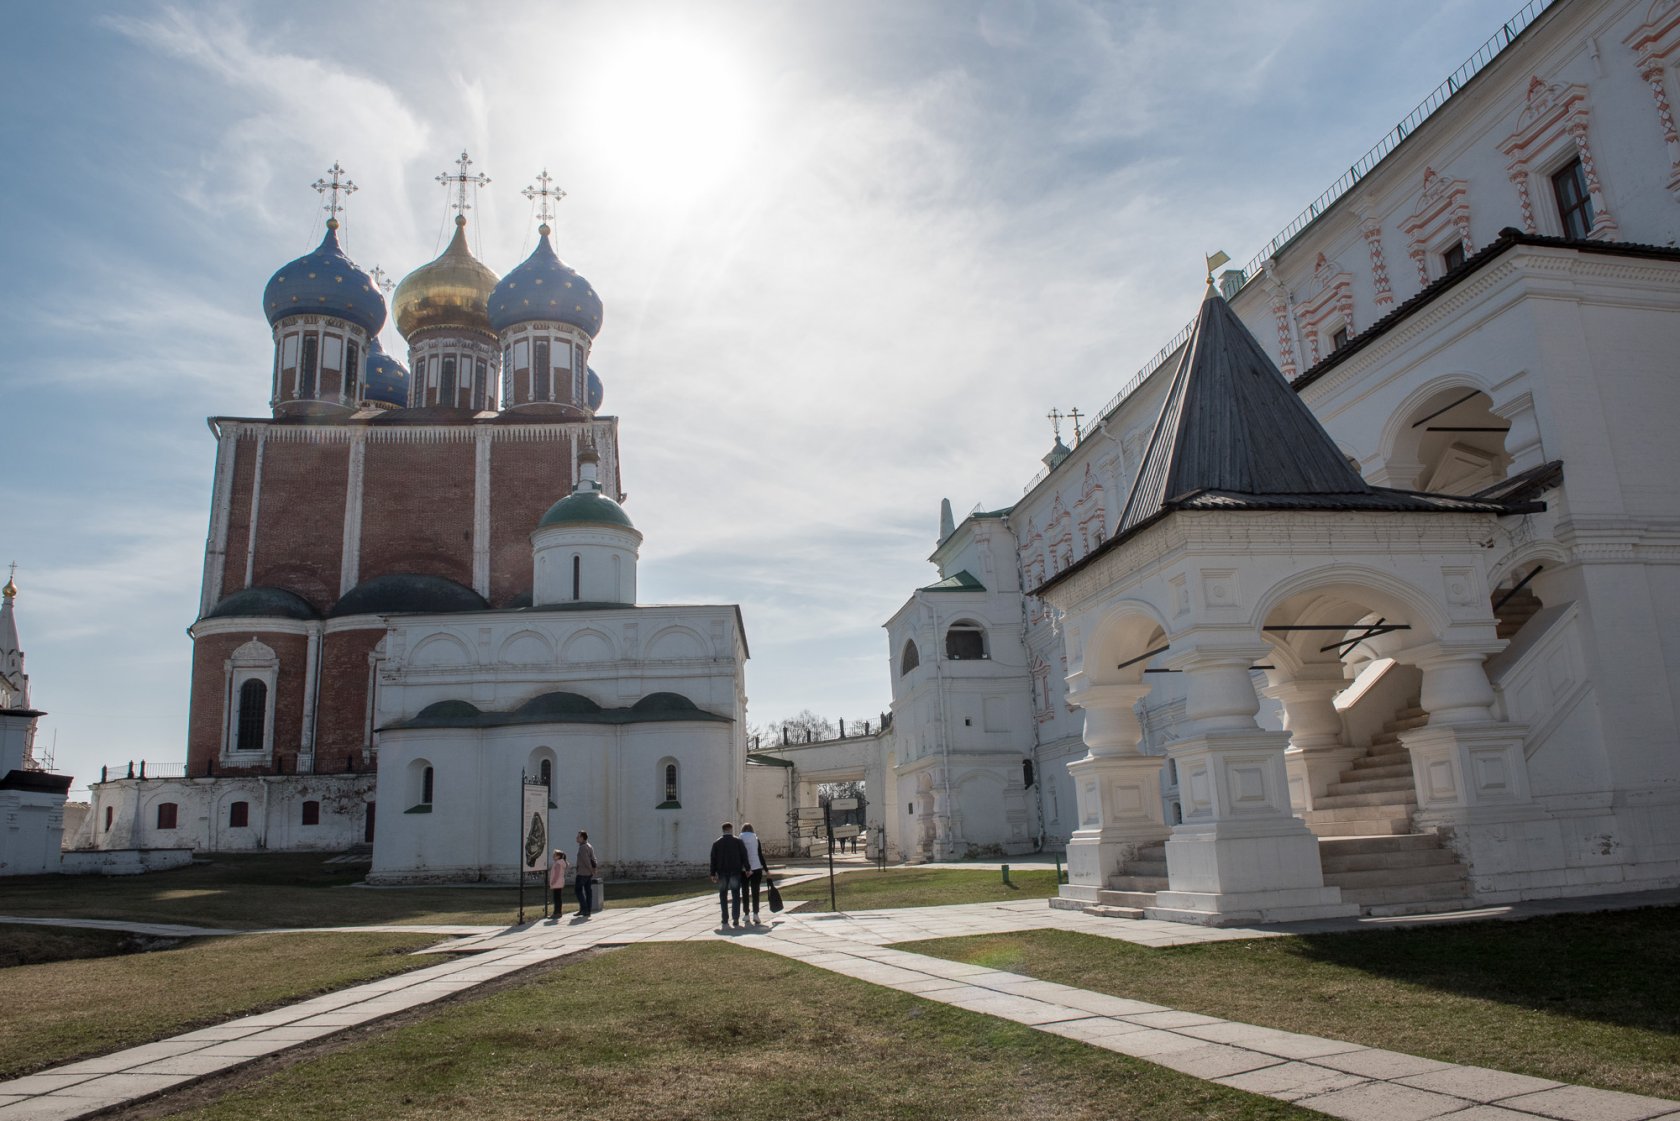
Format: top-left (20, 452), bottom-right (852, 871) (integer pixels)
top-left (829, 798), bottom-right (860, 811)
top-left (832, 824), bottom-right (861, 838)
top-left (796, 806), bottom-right (827, 820)
top-left (520, 783), bottom-right (549, 873)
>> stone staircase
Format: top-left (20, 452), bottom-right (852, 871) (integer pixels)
top-left (1494, 586), bottom-right (1542, 640)
top-left (1303, 702), bottom-right (1427, 837)
top-left (1089, 840), bottom-right (1168, 918)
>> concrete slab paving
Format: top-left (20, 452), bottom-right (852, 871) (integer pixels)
top-left (1294, 1080), bottom-right (1474, 1121)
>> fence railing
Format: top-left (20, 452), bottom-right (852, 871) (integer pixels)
top-left (1021, 0), bottom-right (1555, 501)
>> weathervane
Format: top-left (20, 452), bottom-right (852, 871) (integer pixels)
top-left (521, 168), bottom-right (566, 230)
top-left (369, 266), bottom-right (395, 298)
top-left (1046, 407), bottom-right (1065, 443)
top-left (1069, 407), bottom-right (1084, 443)
top-left (437, 150), bottom-right (490, 218)
top-left (1205, 249), bottom-right (1231, 287)
top-left (311, 162), bottom-right (357, 222)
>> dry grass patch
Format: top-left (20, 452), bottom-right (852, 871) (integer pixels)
top-left (780, 867), bottom-right (1059, 912)
top-left (0, 930), bottom-right (439, 1079)
top-left (0, 855), bottom-right (712, 929)
top-left (143, 942), bottom-right (1314, 1121)
top-left (902, 906), bottom-right (1680, 1099)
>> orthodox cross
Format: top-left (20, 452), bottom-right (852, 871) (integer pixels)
top-left (1068, 407), bottom-right (1084, 443)
top-left (369, 266), bottom-right (395, 298)
top-left (311, 162), bottom-right (357, 221)
top-left (436, 150), bottom-right (490, 217)
top-left (521, 168), bottom-right (566, 230)
top-left (5, 562), bottom-right (15, 583)
top-left (1046, 407), bottom-right (1065, 442)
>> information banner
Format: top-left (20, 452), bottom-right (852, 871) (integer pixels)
top-left (520, 783), bottom-right (549, 873)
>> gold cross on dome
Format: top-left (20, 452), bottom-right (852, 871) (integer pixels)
top-left (369, 266), bottom-right (395, 298)
top-left (521, 169), bottom-right (566, 228)
top-left (1046, 407), bottom-right (1064, 442)
top-left (437, 150), bottom-right (491, 217)
top-left (1069, 407), bottom-right (1084, 443)
top-left (311, 162), bottom-right (358, 220)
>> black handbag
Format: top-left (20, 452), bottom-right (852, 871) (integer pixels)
top-left (767, 875), bottom-right (784, 913)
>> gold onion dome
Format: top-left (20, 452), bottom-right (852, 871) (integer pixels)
top-left (392, 216), bottom-right (499, 339)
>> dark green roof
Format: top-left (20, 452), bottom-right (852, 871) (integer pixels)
top-left (922, 570), bottom-right (985, 592)
top-left (330, 573), bottom-right (488, 618)
top-left (204, 586), bottom-right (320, 621)
top-left (537, 486), bottom-right (635, 530)
top-left (746, 752), bottom-right (795, 768)
top-left (383, 690), bottom-right (730, 731)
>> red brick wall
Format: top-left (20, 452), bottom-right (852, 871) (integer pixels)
top-left (314, 627), bottom-right (385, 766)
top-left (218, 436), bottom-right (257, 605)
top-left (185, 631), bottom-right (311, 776)
top-left (250, 439), bottom-right (350, 612)
top-left (490, 439), bottom-right (574, 605)
top-left (358, 439), bottom-right (475, 586)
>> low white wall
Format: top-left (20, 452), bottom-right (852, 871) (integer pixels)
top-left (59, 848), bottom-right (195, 876)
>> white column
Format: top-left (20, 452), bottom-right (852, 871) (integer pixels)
top-left (299, 625), bottom-right (321, 774)
top-left (1061, 680), bottom-right (1165, 902)
top-left (243, 432), bottom-right (267, 589)
top-left (340, 433), bottom-right (366, 597)
top-left (1401, 647), bottom-right (1531, 820)
top-left (472, 429), bottom-right (492, 598)
top-left (1154, 643), bottom-right (1355, 925)
top-left (1264, 664), bottom-right (1360, 813)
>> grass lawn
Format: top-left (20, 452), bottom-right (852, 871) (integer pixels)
top-left (0, 855), bottom-right (714, 930)
top-left (902, 906), bottom-right (1680, 1100)
top-left (0, 930), bottom-right (441, 1080)
top-left (779, 867), bottom-right (1059, 912)
top-left (150, 942), bottom-right (1315, 1121)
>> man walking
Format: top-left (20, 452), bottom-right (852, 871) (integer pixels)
top-left (574, 831), bottom-right (598, 919)
top-left (739, 822), bottom-right (767, 924)
top-left (709, 822), bottom-right (750, 929)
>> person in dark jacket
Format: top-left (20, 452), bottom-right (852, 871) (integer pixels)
top-left (709, 822), bottom-right (750, 929)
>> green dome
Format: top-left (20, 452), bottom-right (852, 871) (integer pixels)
top-left (537, 487), bottom-right (635, 530)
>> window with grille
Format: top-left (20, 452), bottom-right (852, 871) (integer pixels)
top-left (344, 341), bottom-right (360, 401)
top-left (665, 763), bottom-right (678, 802)
top-left (236, 679), bottom-right (267, 751)
top-left (1552, 159), bottom-right (1594, 239)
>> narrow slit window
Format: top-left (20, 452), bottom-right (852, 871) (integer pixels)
top-left (421, 766), bottom-right (434, 806)
top-left (300, 335), bottom-right (319, 398)
top-left (664, 763), bottom-right (678, 803)
top-left (572, 554), bottom-right (581, 600)
top-left (236, 679), bottom-right (267, 751)
top-left (343, 341), bottom-right (360, 402)
top-left (440, 357), bottom-right (457, 403)
top-left (534, 340), bottom-right (551, 400)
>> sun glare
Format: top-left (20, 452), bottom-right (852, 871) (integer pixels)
top-left (578, 26), bottom-right (756, 200)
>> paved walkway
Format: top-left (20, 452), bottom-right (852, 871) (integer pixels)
top-left (2, 893), bottom-right (1676, 1121)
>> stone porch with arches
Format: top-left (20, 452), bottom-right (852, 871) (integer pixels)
top-left (1038, 287), bottom-right (1547, 926)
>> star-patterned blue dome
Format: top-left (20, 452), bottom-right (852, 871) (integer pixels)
top-left (586, 366), bottom-right (604, 411)
top-left (263, 220), bottom-right (386, 336)
top-left (363, 337), bottom-right (409, 407)
top-left (487, 227), bottom-right (603, 337)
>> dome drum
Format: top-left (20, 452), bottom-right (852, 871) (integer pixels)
top-left (499, 321), bottom-right (593, 411)
top-left (271, 317), bottom-right (372, 418)
top-left (407, 335), bottom-right (500, 410)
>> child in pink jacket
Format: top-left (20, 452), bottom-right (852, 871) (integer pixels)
top-left (547, 849), bottom-right (568, 920)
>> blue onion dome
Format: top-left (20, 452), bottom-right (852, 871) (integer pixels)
top-left (393, 216), bottom-right (499, 339)
top-left (537, 485), bottom-right (634, 530)
top-left (586, 366), bottom-right (604, 411)
top-left (362, 338), bottom-right (409, 407)
top-left (487, 224), bottom-right (604, 337)
top-left (263, 219), bottom-right (386, 336)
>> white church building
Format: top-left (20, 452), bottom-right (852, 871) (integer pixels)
top-left (753, 0), bottom-right (1680, 921)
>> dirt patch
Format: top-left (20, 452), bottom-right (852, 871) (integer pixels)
top-left (92, 949), bottom-right (606, 1121)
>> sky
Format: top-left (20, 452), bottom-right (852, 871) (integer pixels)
top-left (2, 0), bottom-right (1528, 795)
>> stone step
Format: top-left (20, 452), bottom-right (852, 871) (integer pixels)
top-left (1385, 713), bottom-right (1430, 732)
top-left (1321, 862), bottom-right (1466, 889)
top-left (1340, 762), bottom-right (1413, 782)
top-left (1088, 905), bottom-right (1147, 919)
top-left (1363, 898), bottom-right (1483, 918)
top-left (1348, 754), bottom-right (1411, 776)
top-left (1106, 875), bottom-right (1168, 892)
top-left (1321, 846), bottom-right (1458, 873)
top-left (1124, 861), bottom-right (1168, 878)
top-left (1339, 880), bottom-right (1471, 906)
top-left (1392, 705), bottom-right (1425, 721)
top-left (1311, 790), bottom-right (1418, 810)
top-left (1097, 889), bottom-right (1158, 909)
top-left (1326, 775), bottom-right (1416, 797)
top-left (1317, 833), bottom-right (1442, 856)
top-left (1307, 818), bottom-right (1413, 837)
top-left (1367, 730), bottom-right (1403, 749)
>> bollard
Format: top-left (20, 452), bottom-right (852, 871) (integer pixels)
top-left (1055, 856), bottom-right (1062, 884)
top-left (1001, 864), bottom-right (1011, 886)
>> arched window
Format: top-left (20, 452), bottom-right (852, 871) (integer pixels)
top-left (440, 357), bottom-right (457, 404)
top-left (539, 759), bottom-right (552, 790)
top-left (229, 801), bottom-right (250, 828)
top-left (300, 335), bottom-right (318, 397)
top-left (344, 341), bottom-right (360, 402)
top-left (236, 680), bottom-right (267, 751)
top-left (104, 806), bottom-right (113, 832)
top-left (156, 802), bottom-right (178, 830)
top-left (422, 766), bottom-right (434, 805)
top-left (658, 758), bottom-right (680, 808)
top-left (407, 759), bottom-right (435, 813)
top-left (572, 555), bottom-right (581, 601)
top-left (900, 639), bottom-right (920, 676)
top-left (945, 622), bottom-right (987, 661)
top-left (534, 340), bottom-right (551, 400)
top-left (302, 800), bottom-right (320, 826)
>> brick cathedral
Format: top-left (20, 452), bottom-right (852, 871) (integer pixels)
top-left (189, 159), bottom-right (619, 782)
